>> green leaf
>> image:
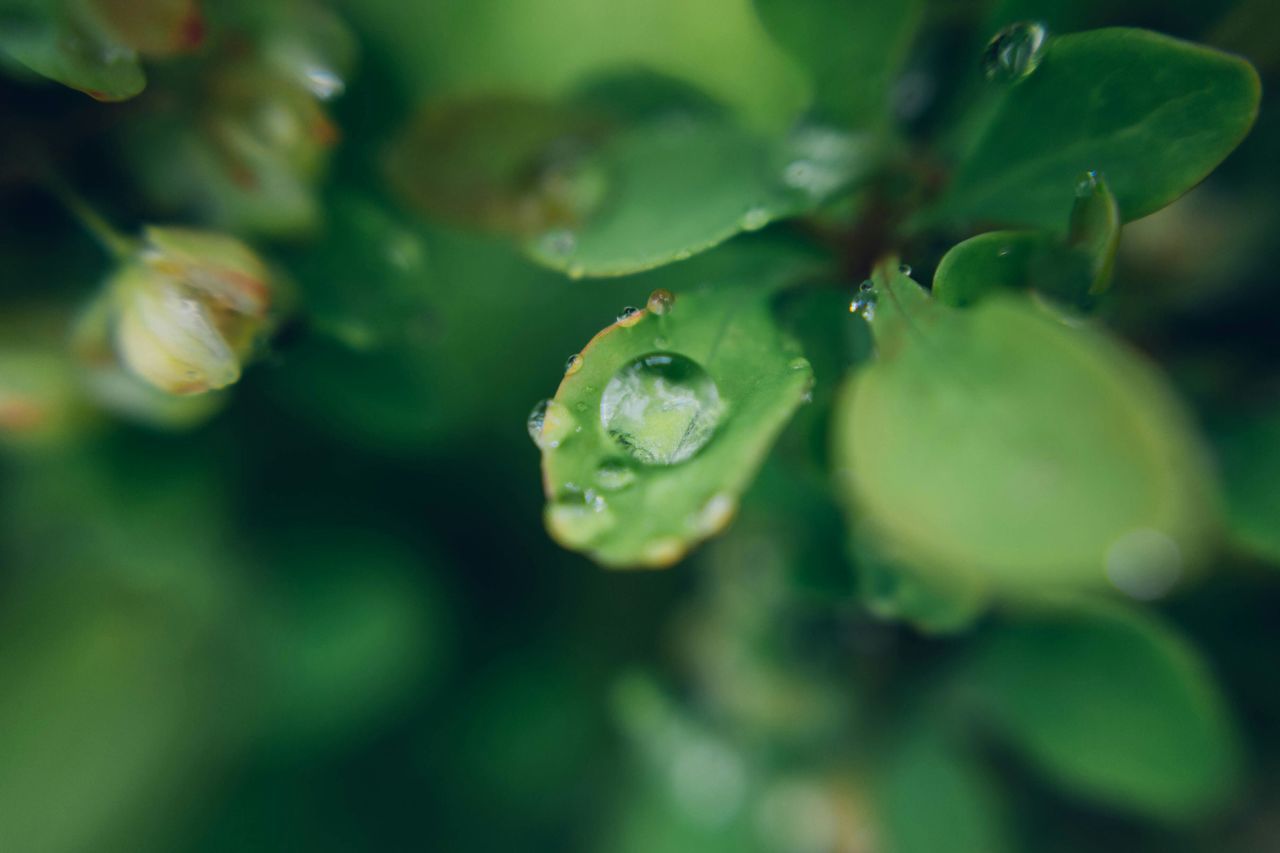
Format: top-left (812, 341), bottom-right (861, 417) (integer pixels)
top-left (964, 599), bottom-right (1240, 818)
top-left (1214, 407), bottom-right (1280, 565)
top-left (752, 0), bottom-right (923, 126)
top-left (877, 722), bottom-right (1012, 853)
top-left (932, 170), bottom-right (1120, 308)
top-left (931, 28), bottom-right (1260, 229)
top-left (536, 249), bottom-right (815, 567)
top-left (833, 263), bottom-right (1217, 597)
top-left (386, 94), bottom-right (605, 235)
top-left (854, 532), bottom-right (987, 634)
top-left (524, 119), bottom-right (871, 277)
top-left (0, 0), bottom-right (145, 101)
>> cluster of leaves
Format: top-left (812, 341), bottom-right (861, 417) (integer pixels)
top-left (1, 0), bottom-right (1279, 851)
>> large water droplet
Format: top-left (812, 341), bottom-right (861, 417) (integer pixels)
top-left (527, 398), bottom-right (574, 449)
top-left (982, 21), bottom-right (1048, 83)
top-left (600, 353), bottom-right (724, 466)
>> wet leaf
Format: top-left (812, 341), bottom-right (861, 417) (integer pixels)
top-left (833, 262), bottom-right (1218, 598)
top-left (931, 28), bottom-right (1260, 229)
top-left (932, 171), bottom-right (1120, 308)
top-left (964, 599), bottom-right (1240, 818)
top-left (537, 249), bottom-right (815, 567)
top-left (752, 0), bottom-right (923, 125)
top-left (524, 119), bottom-right (871, 277)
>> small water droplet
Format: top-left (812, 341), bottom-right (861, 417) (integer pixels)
top-left (997, 246), bottom-right (1012, 258)
top-left (617, 306), bottom-right (642, 327)
top-left (546, 497), bottom-right (615, 548)
top-left (654, 335), bottom-right (670, 349)
top-left (564, 353), bottom-right (584, 376)
top-left (600, 353), bottom-right (724, 466)
top-left (850, 281), bottom-right (878, 318)
top-left (527, 398), bottom-right (575, 449)
top-left (692, 493), bottom-right (737, 535)
top-left (640, 537), bottom-right (685, 566)
top-left (595, 459), bottom-right (637, 491)
top-left (647, 288), bottom-right (675, 316)
top-left (539, 228), bottom-right (577, 257)
top-left (303, 64), bottom-right (345, 100)
top-left (982, 21), bottom-right (1048, 83)
top-left (1105, 528), bottom-right (1182, 600)
top-left (739, 205), bottom-right (769, 232)
top-left (574, 401), bottom-right (588, 412)
top-left (898, 263), bottom-right (912, 276)
top-left (1074, 169), bottom-right (1100, 198)
top-left (788, 357), bottom-right (811, 372)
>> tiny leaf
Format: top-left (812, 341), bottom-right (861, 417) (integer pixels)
top-left (537, 246), bottom-right (816, 567)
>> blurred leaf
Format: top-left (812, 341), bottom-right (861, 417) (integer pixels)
top-left (964, 599), bottom-right (1241, 818)
top-left (932, 170), bottom-right (1119, 308)
top-left (854, 532), bottom-right (987, 634)
top-left (568, 66), bottom-right (729, 124)
top-left (537, 248), bottom-right (814, 567)
top-left (284, 191), bottom-right (434, 350)
top-left (0, 0), bottom-right (145, 100)
top-left (386, 94), bottom-right (605, 235)
top-left (752, 0), bottom-right (923, 126)
top-left (877, 723), bottom-right (1012, 853)
top-left (833, 263), bottom-right (1217, 597)
top-left (253, 530), bottom-right (444, 749)
top-left (342, 0), bottom-right (807, 129)
top-left (524, 119), bottom-right (871, 277)
top-left (929, 28), bottom-right (1260, 229)
top-left (1214, 407), bottom-right (1280, 565)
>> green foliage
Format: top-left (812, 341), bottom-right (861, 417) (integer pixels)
top-left (963, 599), bottom-right (1240, 818)
top-left (537, 245), bottom-right (814, 566)
top-left (1, 0), bottom-right (1278, 849)
top-left (929, 28), bottom-right (1260, 228)
top-left (834, 263), bottom-right (1216, 600)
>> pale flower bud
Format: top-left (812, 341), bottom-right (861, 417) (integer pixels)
top-left (111, 226), bottom-right (274, 395)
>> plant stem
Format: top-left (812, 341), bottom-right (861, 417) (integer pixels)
top-left (44, 173), bottom-right (137, 261)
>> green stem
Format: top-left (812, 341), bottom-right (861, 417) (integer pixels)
top-left (44, 174), bottom-right (137, 261)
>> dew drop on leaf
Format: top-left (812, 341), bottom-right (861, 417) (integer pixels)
top-left (616, 306), bottom-right (642, 327)
top-left (595, 459), bottom-right (637, 491)
top-left (600, 353), bottom-right (724, 466)
top-left (898, 263), bottom-right (912, 276)
top-left (739, 205), bottom-right (769, 232)
top-left (1075, 169), bottom-right (1100, 197)
top-left (646, 288), bottom-right (675, 316)
top-left (527, 398), bottom-right (574, 449)
top-left (538, 228), bottom-right (577, 257)
top-left (981, 21), bottom-right (1048, 83)
top-left (564, 353), bottom-right (584, 376)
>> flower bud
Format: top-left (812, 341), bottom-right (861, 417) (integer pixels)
top-left (111, 226), bottom-right (274, 395)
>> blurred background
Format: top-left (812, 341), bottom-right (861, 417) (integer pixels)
top-left (0, 1), bottom-right (1278, 851)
